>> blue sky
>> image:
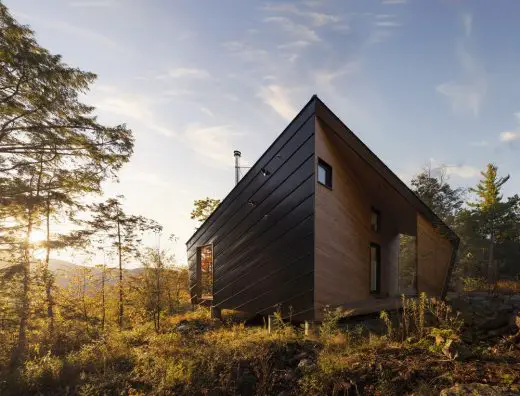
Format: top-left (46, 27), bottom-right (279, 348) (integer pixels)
top-left (6, 0), bottom-right (520, 265)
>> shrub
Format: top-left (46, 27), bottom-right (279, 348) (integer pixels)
top-left (23, 352), bottom-right (64, 391)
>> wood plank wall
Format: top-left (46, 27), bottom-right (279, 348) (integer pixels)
top-left (417, 213), bottom-right (453, 296)
top-left (186, 101), bottom-right (317, 321)
top-left (314, 118), bottom-right (400, 319)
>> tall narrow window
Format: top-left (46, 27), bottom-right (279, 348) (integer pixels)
top-left (197, 245), bottom-right (213, 299)
top-left (371, 209), bottom-right (381, 232)
top-left (317, 158), bottom-right (332, 189)
top-left (370, 243), bottom-right (381, 294)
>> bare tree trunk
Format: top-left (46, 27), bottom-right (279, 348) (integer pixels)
top-left (117, 218), bottom-right (123, 329)
top-left (101, 264), bottom-right (106, 333)
top-left (44, 191), bottom-right (54, 339)
top-left (11, 161), bottom-right (43, 367)
top-left (82, 268), bottom-right (89, 333)
top-left (155, 262), bottom-right (161, 332)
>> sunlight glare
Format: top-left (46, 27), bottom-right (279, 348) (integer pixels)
top-left (29, 230), bottom-right (46, 244)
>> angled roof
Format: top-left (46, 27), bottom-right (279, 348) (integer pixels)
top-left (187, 95), bottom-right (459, 250)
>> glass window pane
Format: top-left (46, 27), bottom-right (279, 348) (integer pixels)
top-left (318, 165), bottom-right (327, 185)
top-left (371, 211), bottom-right (379, 232)
top-left (370, 245), bottom-right (379, 292)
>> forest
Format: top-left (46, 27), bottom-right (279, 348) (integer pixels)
top-left (0, 2), bottom-right (519, 395)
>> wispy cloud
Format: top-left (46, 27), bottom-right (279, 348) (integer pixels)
top-left (262, 3), bottom-right (340, 27)
top-left (367, 14), bottom-right (401, 44)
top-left (500, 131), bottom-right (520, 142)
top-left (258, 85), bottom-right (297, 121)
top-left (315, 61), bottom-right (361, 88)
top-left (12, 11), bottom-right (122, 50)
top-left (375, 20), bottom-right (401, 27)
top-left (436, 13), bottom-right (487, 117)
top-left (181, 125), bottom-right (243, 166)
top-left (462, 13), bottom-right (472, 37)
top-left (93, 85), bottom-right (174, 137)
top-left (381, 0), bottom-right (407, 4)
top-left (446, 164), bottom-right (480, 179)
top-left (499, 112), bottom-right (520, 142)
top-left (68, 0), bottom-right (117, 7)
top-left (222, 41), bottom-right (269, 62)
top-left (163, 68), bottom-right (210, 79)
top-left (264, 16), bottom-right (321, 42)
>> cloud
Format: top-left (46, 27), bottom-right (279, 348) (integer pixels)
top-left (498, 112), bottom-right (520, 143)
top-left (68, 0), bottom-right (117, 7)
top-left (200, 106), bottom-right (215, 117)
top-left (12, 11), bottom-right (122, 50)
top-left (164, 68), bottom-right (210, 79)
top-left (381, 0), bottom-right (407, 4)
top-left (375, 20), bottom-right (401, 27)
top-left (436, 14), bottom-right (487, 117)
top-left (315, 61), bottom-right (361, 87)
top-left (93, 85), bottom-right (174, 137)
top-left (258, 85), bottom-right (297, 121)
top-left (262, 4), bottom-right (340, 27)
top-left (367, 29), bottom-right (393, 45)
top-left (278, 40), bottom-right (312, 50)
top-left (222, 41), bottom-right (269, 62)
top-left (264, 16), bottom-right (321, 42)
top-left (462, 13), bottom-right (472, 37)
top-left (500, 131), bottom-right (520, 142)
top-left (181, 125), bottom-right (243, 166)
top-left (446, 165), bottom-right (480, 179)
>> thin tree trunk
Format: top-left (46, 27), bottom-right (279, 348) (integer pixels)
top-left (117, 218), bottom-right (123, 329)
top-left (81, 269), bottom-right (90, 334)
top-left (488, 238), bottom-right (495, 285)
top-left (156, 262), bottom-right (161, 332)
top-left (101, 264), bottom-right (106, 333)
top-left (11, 160), bottom-right (43, 366)
top-left (44, 191), bottom-right (54, 338)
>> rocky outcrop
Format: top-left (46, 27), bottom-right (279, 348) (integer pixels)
top-left (447, 293), bottom-right (520, 342)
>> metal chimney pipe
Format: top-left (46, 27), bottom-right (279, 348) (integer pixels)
top-left (234, 150), bottom-right (241, 185)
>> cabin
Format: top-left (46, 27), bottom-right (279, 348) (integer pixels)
top-left (186, 96), bottom-right (459, 322)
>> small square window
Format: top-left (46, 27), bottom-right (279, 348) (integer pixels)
top-left (371, 209), bottom-right (380, 232)
top-left (317, 159), bottom-right (332, 189)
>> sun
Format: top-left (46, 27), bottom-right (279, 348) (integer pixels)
top-left (29, 230), bottom-right (46, 244)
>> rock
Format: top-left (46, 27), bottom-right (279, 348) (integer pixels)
top-left (499, 304), bottom-right (515, 312)
top-left (237, 368), bottom-right (256, 396)
top-left (478, 314), bottom-right (510, 331)
top-left (176, 324), bottom-right (190, 332)
top-left (297, 359), bottom-right (315, 372)
top-left (440, 383), bottom-right (513, 395)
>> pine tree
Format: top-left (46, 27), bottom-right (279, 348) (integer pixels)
top-left (468, 163), bottom-right (512, 283)
top-left (85, 197), bottom-right (161, 328)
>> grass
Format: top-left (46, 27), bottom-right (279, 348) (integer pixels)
top-left (1, 296), bottom-right (519, 395)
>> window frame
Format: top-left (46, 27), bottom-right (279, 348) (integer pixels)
top-left (371, 208), bottom-right (381, 233)
top-left (369, 243), bottom-right (381, 294)
top-left (196, 244), bottom-right (214, 300)
top-left (317, 158), bottom-right (333, 189)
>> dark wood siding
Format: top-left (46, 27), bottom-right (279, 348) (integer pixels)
top-left (186, 99), bottom-right (317, 321)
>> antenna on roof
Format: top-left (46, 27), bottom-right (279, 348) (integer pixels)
top-left (234, 150), bottom-right (241, 185)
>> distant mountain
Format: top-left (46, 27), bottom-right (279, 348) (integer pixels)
top-left (0, 258), bottom-right (145, 287)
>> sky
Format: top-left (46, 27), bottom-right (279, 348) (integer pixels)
top-left (5, 0), bottom-right (520, 266)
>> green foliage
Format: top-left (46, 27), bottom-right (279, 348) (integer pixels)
top-left (190, 197), bottom-right (221, 223)
top-left (411, 166), bottom-right (464, 226)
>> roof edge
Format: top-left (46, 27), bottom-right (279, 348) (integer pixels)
top-left (185, 95), bottom-right (319, 246)
top-left (314, 96), bottom-right (460, 246)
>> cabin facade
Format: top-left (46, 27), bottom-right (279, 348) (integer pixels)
top-left (186, 96), bottom-right (459, 322)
